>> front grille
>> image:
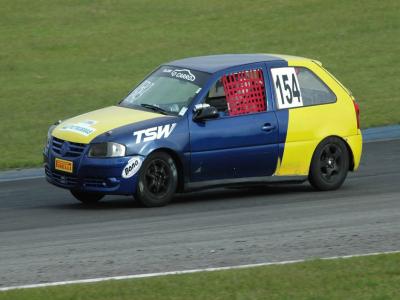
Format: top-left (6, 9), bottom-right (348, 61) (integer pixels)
top-left (45, 167), bottom-right (79, 187)
top-left (52, 137), bottom-right (86, 157)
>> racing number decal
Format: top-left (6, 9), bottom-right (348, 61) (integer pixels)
top-left (271, 67), bottom-right (303, 109)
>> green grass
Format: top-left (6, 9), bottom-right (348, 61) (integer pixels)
top-left (1, 253), bottom-right (400, 300)
top-left (0, 0), bottom-right (399, 169)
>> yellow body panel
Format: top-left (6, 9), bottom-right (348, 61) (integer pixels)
top-left (344, 130), bottom-right (363, 170)
top-left (52, 106), bottom-right (165, 144)
top-left (274, 57), bottom-right (362, 176)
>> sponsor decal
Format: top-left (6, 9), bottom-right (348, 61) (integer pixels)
top-left (128, 80), bottom-right (154, 101)
top-left (60, 120), bottom-right (97, 136)
top-left (133, 123), bottom-right (177, 144)
top-left (170, 69), bottom-right (196, 82)
top-left (122, 156), bottom-right (143, 179)
top-left (178, 107), bottom-right (188, 116)
top-left (55, 158), bottom-right (73, 173)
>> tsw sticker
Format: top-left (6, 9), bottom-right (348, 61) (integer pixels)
top-left (122, 156), bottom-right (143, 179)
top-left (133, 123), bottom-right (177, 144)
top-left (60, 120), bottom-right (97, 136)
top-left (271, 67), bottom-right (303, 109)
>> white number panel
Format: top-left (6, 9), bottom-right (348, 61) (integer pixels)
top-left (271, 67), bottom-right (303, 109)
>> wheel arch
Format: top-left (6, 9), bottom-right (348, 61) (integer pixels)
top-left (148, 148), bottom-right (185, 193)
top-left (342, 137), bottom-right (355, 171)
top-left (310, 135), bottom-right (355, 173)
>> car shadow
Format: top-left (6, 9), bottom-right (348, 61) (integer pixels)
top-left (175, 183), bottom-right (314, 203)
top-left (54, 197), bottom-right (140, 210)
top-left (51, 182), bottom-right (321, 211)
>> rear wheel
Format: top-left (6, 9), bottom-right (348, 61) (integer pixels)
top-left (70, 190), bottom-right (104, 204)
top-left (309, 137), bottom-right (349, 191)
top-left (135, 152), bottom-right (178, 207)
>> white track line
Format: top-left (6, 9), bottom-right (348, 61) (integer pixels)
top-left (1, 250), bottom-right (399, 292)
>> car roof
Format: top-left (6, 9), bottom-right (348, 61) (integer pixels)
top-left (165, 54), bottom-right (312, 73)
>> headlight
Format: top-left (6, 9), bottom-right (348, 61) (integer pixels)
top-left (89, 142), bottom-right (126, 158)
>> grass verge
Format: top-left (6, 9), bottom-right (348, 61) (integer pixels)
top-left (1, 253), bottom-right (400, 300)
top-left (0, 0), bottom-right (399, 169)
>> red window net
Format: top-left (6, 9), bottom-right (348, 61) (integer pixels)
top-left (221, 69), bottom-right (266, 116)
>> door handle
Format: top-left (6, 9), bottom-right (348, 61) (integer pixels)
top-left (261, 123), bottom-right (276, 132)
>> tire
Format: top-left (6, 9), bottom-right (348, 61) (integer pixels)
top-left (309, 137), bottom-right (349, 191)
top-left (135, 152), bottom-right (178, 207)
top-left (70, 190), bottom-right (104, 204)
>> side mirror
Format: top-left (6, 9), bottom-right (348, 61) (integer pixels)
top-left (193, 104), bottom-right (219, 121)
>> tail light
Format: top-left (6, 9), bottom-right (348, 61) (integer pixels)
top-left (353, 100), bottom-right (360, 129)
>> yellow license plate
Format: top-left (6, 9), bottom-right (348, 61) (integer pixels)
top-left (55, 158), bottom-right (73, 173)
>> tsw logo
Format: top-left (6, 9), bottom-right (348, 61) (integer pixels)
top-left (133, 123), bottom-right (177, 144)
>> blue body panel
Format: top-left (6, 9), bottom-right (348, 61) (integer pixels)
top-left (45, 148), bottom-right (139, 195)
top-left (263, 60), bottom-right (290, 162)
top-left (44, 56), bottom-right (294, 195)
top-left (188, 63), bottom-right (279, 181)
top-left (44, 115), bottom-right (189, 194)
top-left (189, 113), bottom-right (279, 180)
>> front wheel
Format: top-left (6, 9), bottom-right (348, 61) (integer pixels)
top-left (70, 190), bottom-right (104, 204)
top-left (135, 152), bottom-right (178, 207)
top-left (309, 137), bottom-right (349, 191)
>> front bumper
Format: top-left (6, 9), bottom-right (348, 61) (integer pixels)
top-left (44, 144), bottom-right (140, 195)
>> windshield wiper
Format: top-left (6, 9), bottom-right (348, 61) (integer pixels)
top-left (140, 104), bottom-right (171, 115)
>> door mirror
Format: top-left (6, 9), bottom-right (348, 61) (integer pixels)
top-left (193, 104), bottom-right (219, 121)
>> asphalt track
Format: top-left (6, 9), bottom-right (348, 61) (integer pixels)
top-left (1, 139), bottom-right (400, 287)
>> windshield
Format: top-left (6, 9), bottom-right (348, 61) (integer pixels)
top-left (120, 66), bottom-right (210, 116)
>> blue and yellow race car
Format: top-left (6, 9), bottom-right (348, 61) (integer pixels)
top-left (44, 54), bottom-right (362, 207)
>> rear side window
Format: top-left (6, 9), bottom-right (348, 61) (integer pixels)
top-left (271, 66), bottom-right (336, 109)
top-left (205, 69), bottom-right (267, 117)
top-left (296, 67), bottom-right (336, 106)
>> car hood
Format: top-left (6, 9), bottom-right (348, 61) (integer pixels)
top-left (52, 106), bottom-right (173, 144)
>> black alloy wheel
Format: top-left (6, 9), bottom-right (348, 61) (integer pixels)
top-left (309, 137), bottom-right (349, 191)
top-left (135, 152), bottom-right (178, 207)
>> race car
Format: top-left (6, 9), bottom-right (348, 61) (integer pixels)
top-left (44, 54), bottom-right (362, 207)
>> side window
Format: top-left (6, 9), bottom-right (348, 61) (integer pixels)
top-left (205, 80), bottom-right (228, 114)
top-left (205, 69), bottom-right (267, 117)
top-left (296, 67), bottom-right (336, 106)
top-left (271, 66), bottom-right (336, 109)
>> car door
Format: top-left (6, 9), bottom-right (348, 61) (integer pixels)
top-left (189, 64), bottom-right (279, 182)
